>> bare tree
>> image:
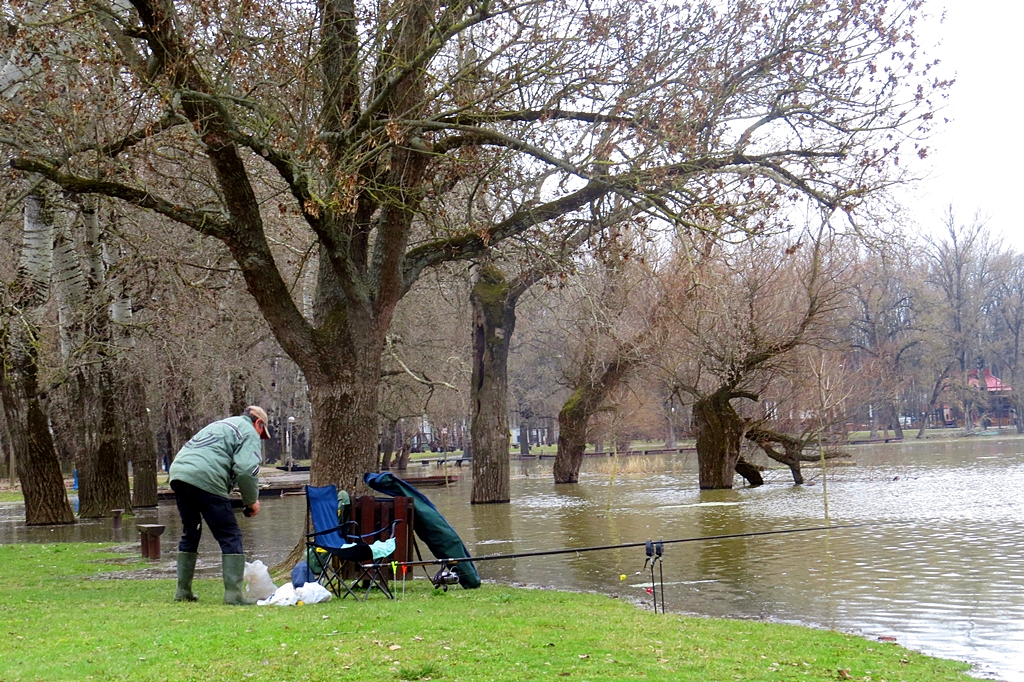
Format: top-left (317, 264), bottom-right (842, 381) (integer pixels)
top-left (923, 209), bottom-right (998, 432)
top-left (667, 228), bottom-right (847, 489)
top-left (992, 250), bottom-right (1024, 432)
top-left (51, 199), bottom-right (133, 518)
top-left (846, 244), bottom-right (922, 439)
top-left (0, 187), bottom-right (75, 524)
top-left (5, 0), bottom-right (944, 492)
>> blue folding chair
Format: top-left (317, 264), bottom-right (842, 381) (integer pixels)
top-left (305, 485), bottom-right (401, 600)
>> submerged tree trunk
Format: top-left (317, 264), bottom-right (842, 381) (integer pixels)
top-left (553, 348), bottom-right (636, 484)
top-left (0, 187), bottom-right (74, 525)
top-left (734, 457), bottom-right (764, 486)
top-left (519, 417), bottom-right (530, 457)
top-left (745, 425), bottom-right (851, 485)
top-left (470, 265), bottom-right (514, 504)
top-left (553, 388), bottom-right (590, 484)
top-left (693, 389), bottom-right (746, 489)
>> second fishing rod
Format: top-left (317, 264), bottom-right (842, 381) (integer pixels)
top-left (391, 521), bottom-right (891, 569)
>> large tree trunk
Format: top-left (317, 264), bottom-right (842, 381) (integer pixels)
top-left (0, 187), bottom-right (75, 525)
top-left (693, 390), bottom-right (745, 489)
top-left (77, 366), bottom-right (132, 518)
top-left (885, 400), bottom-right (904, 439)
top-left (0, 374), bottom-right (76, 525)
top-left (306, 352), bottom-right (382, 492)
top-left (553, 349), bottom-right (635, 484)
top-left (553, 387), bottom-right (590, 484)
top-left (470, 265), bottom-right (514, 504)
top-left (109, 263), bottom-right (158, 507)
top-left (127, 371), bottom-right (159, 507)
top-left (52, 205), bottom-right (132, 518)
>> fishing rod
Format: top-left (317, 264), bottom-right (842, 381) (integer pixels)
top-left (391, 521), bottom-right (890, 569)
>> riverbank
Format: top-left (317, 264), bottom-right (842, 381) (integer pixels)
top-left (0, 542), bottom-right (976, 682)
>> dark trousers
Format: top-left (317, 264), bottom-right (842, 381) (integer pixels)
top-left (171, 480), bottom-right (244, 555)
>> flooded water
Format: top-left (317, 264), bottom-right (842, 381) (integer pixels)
top-left (2, 436), bottom-right (1024, 681)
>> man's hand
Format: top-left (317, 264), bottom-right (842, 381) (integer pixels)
top-left (245, 501), bottom-right (261, 517)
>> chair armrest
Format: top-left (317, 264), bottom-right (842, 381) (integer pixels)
top-left (306, 523), bottom-right (351, 539)
top-left (342, 518), bottom-right (403, 543)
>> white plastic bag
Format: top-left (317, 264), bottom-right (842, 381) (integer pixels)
top-left (295, 581), bottom-right (332, 604)
top-left (260, 582), bottom-right (299, 606)
top-left (243, 560), bottom-right (278, 601)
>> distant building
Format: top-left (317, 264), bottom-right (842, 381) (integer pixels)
top-left (940, 369), bottom-right (1015, 428)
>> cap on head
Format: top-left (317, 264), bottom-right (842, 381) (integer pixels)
top-left (244, 405), bottom-right (272, 440)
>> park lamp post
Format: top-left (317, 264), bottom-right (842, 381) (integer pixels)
top-left (286, 416), bottom-right (296, 470)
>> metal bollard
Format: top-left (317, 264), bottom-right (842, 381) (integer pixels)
top-left (111, 509), bottom-right (125, 530)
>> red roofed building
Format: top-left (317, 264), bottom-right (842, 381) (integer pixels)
top-left (941, 369), bottom-right (1015, 428)
top-left (968, 368), bottom-right (1012, 393)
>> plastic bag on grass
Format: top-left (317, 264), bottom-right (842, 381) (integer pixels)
top-left (259, 582), bottom-right (299, 606)
top-left (295, 582), bottom-right (332, 604)
top-left (243, 560), bottom-right (277, 601)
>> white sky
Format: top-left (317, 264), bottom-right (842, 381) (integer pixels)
top-left (904, 0), bottom-right (1024, 250)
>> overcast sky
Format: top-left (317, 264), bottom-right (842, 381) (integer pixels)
top-left (904, 0), bottom-right (1024, 250)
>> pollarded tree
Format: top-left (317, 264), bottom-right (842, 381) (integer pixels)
top-left (551, 221), bottom-right (673, 484)
top-left (4, 0), bottom-right (943, 490)
top-left (666, 227), bottom-right (849, 489)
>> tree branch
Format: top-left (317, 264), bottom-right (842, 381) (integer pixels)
top-left (9, 157), bottom-right (228, 237)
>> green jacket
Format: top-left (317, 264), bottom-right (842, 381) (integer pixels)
top-left (168, 416), bottom-right (263, 505)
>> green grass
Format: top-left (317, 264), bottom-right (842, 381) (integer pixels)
top-left (0, 543), bottom-right (974, 682)
top-left (0, 490), bottom-right (24, 503)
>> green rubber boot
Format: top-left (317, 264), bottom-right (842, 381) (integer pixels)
top-left (222, 554), bottom-right (255, 605)
top-left (175, 552), bottom-right (199, 602)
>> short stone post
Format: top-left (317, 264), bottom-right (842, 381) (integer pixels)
top-left (137, 524), bottom-right (166, 560)
top-left (111, 509), bottom-right (125, 530)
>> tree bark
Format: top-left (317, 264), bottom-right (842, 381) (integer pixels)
top-left (693, 389), bottom-right (745, 489)
top-left (734, 457), bottom-right (764, 486)
top-left (306, 352), bottom-right (382, 492)
top-left (0, 375), bottom-right (76, 525)
top-left (52, 203), bottom-right (133, 519)
top-left (917, 363), bottom-right (953, 438)
top-left (76, 365), bottom-right (132, 518)
top-left (553, 349), bottom-right (636, 484)
top-left (885, 400), bottom-right (904, 439)
top-left (0, 187), bottom-right (74, 525)
top-left (125, 371), bottom-right (158, 507)
top-left (380, 419), bottom-right (396, 470)
top-left (553, 387), bottom-right (590, 484)
top-left (470, 265), bottom-right (514, 504)
top-left (519, 418), bottom-right (530, 457)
